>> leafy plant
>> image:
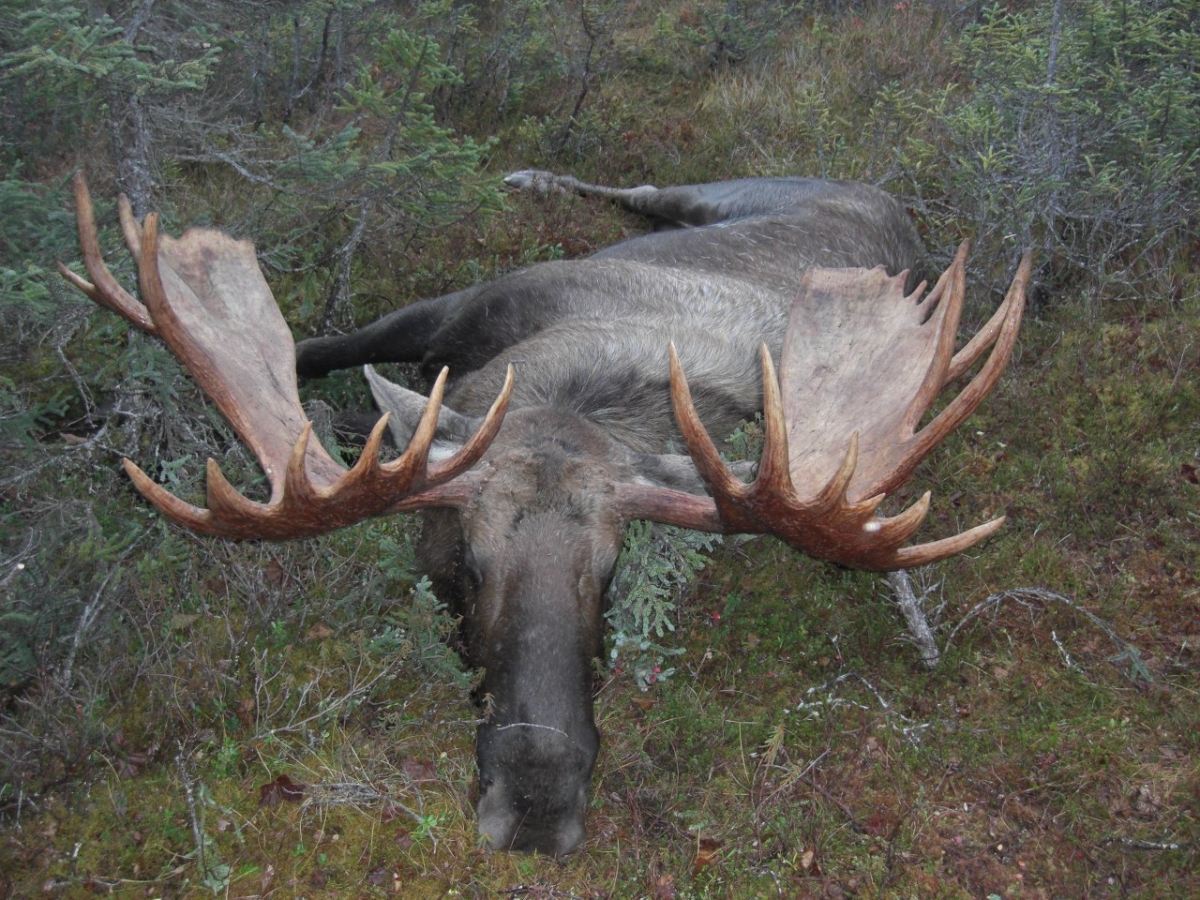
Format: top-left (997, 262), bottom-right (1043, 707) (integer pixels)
top-left (908, 0), bottom-right (1199, 298)
top-left (369, 575), bottom-right (472, 689)
top-left (0, 0), bottom-right (222, 211)
top-left (675, 0), bottom-right (787, 71)
top-left (605, 521), bottom-right (720, 690)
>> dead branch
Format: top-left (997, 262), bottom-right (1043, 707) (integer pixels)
top-left (885, 568), bottom-right (942, 668)
top-left (943, 586), bottom-right (1146, 681)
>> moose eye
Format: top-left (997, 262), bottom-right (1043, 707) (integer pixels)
top-left (462, 546), bottom-right (484, 589)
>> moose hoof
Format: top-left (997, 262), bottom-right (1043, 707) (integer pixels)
top-left (295, 336), bottom-right (338, 379)
top-left (503, 170), bottom-right (571, 196)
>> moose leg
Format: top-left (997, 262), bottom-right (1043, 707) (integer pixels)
top-left (503, 169), bottom-right (660, 207)
top-left (504, 169), bottom-right (873, 230)
top-left (508, 170), bottom-right (926, 287)
top-left (296, 285), bottom-right (477, 378)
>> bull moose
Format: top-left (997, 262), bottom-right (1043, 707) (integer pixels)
top-left (62, 169), bottom-right (1028, 855)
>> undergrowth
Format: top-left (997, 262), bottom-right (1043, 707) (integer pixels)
top-left (605, 522), bottom-right (720, 691)
top-left (1, 2), bottom-right (1198, 898)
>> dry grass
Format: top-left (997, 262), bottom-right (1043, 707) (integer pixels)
top-left (5, 323), bottom-right (1199, 893)
top-left (3, 3), bottom-right (1199, 898)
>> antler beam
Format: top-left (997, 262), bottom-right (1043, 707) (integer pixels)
top-left (62, 174), bottom-right (512, 539)
top-left (619, 244), bottom-right (1029, 570)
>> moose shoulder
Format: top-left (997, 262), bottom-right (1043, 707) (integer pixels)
top-left (63, 170), bottom-right (1028, 856)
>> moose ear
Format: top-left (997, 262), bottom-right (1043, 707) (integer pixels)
top-left (363, 365), bottom-right (478, 461)
top-left (629, 453), bottom-right (755, 496)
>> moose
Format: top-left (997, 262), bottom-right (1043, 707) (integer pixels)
top-left (63, 169), bottom-right (1028, 855)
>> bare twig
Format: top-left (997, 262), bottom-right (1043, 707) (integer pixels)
top-left (174, 744), bottom-right (207, 877)
top-left (249, 647), bottom-right (401, 740)
top-left (301, 782), bottom-right (424, 826)
top-left (1102, 836), bottom-right (1193, 852)
top-left (0, 533), bottom-right (37, 592)
top-left (58, 534), bottom-right (146, 688)
top-left (885, 569), bottom-right (941, 668)
top-left (788, 671), bottom-right (932, 746)
top-left (944, 586), bottom-right (1146, 681)
top-left (1051, 630), bottom-right (1079, 671)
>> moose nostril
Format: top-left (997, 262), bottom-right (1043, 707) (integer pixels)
top-left (554, 818), bottom-right (586, 857)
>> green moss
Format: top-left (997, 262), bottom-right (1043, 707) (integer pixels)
top-left (4, 3), bottom-right (1200, 897)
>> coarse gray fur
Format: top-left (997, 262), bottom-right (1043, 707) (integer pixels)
top-left (295, 171), bottom-right (924, 856)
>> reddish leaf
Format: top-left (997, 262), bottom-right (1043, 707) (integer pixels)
top-left (400, 757), bottom-right (436, 782)
top-left (264, 559), bottom-right (289, 586)
top-left (1182, 463), bottom-right (1199, 485)
top-left (259, 774), bottom-right (307, 806)
top-left (235, 697), bottom-right (256, 730)
top-left (692, 837), bottom-right (724, 875)
top-left (116, 750), bottom-right (148, 779)
top-left (648, 873), bottom-right (676, 900)
top-left (305, 621), bottom-right (334, 640)
top-left (798, 847), bottom-right (822, 875)
top-left (864, 811), bottom-right (890, 836)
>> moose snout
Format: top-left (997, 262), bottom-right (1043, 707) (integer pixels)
top-left (475, 719), bottom-right (598, 856)
top-left (476, 781), bottom-right (588, 856)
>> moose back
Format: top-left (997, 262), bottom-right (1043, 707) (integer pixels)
top-left (63, 170), bottom-right (1027, 855)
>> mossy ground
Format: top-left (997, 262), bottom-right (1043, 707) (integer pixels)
top-left (3, 3), bottom-right (1199, 898)
top-left (7, 289), bottom-right (1197, 898)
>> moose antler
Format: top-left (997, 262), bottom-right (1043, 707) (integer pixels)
top-left (61, 174), bottom-right (512, 539)
top-left (618, 243), bottom-right (1029, 570)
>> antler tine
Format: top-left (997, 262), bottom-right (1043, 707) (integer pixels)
top-left (117, 193), bottom-right (144, 259)
top-left (754, 343), bottom-right (795, 495)
top-left (890, 514), bottom-right (1007, 569)
top-left (136, 213), bottom-right (185, 348)
top-left (668, 343), bottom-right (750, 500)
top-left (863, 491), bottom-right (931, 549)
top-left (888, 250), bottom-right (1030, 494)
top-left (122, 457), bottom-right (220, 534)
top-left (283, 422), bottom-right (328, 508)
top-left (59, 173), bottom-right (156, 332)
top-left (902, 242), bottom-right (967, 435)
top-left (946, 249), bottom-right (1031, 382)
top-left (381, 366), bottom-right (449, 484)
top-left (807, 433), bottom-right (885, 520)
top-left (912, 240), bottom-right (967, 319)
top-left (429, 364), bottom-right (516, 482)
top-left (204, 454), bottom-right (291, 534)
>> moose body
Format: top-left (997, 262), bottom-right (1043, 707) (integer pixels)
top-left (298, 173), bottom-right (924, 450)
top-left (65, 170), bottom-right (1026, 857)
top-left (296, 172), bottom-right (925, 854)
